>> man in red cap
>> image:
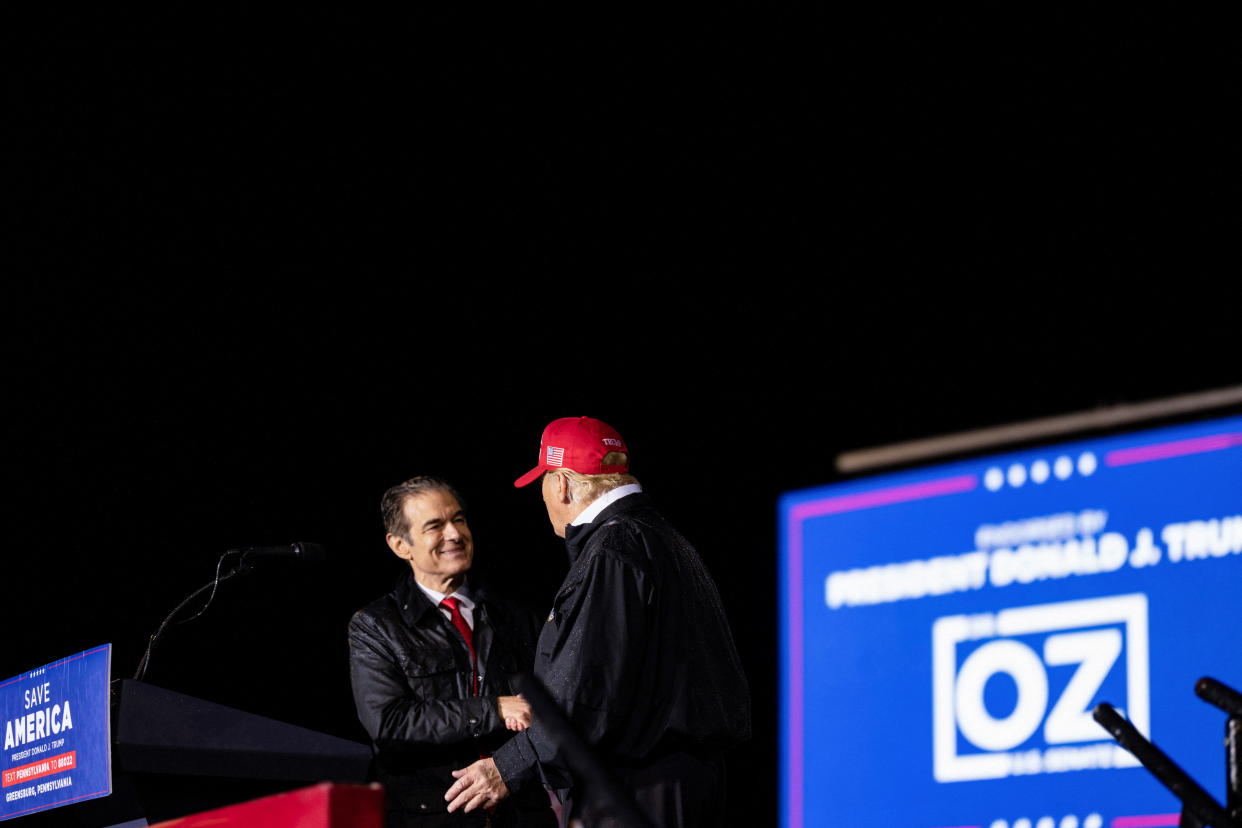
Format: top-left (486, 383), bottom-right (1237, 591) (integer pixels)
top-left (445, 418), bottom-right (751, 827)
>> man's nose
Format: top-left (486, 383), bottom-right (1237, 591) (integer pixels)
top-left (443, 521), bottom-right (461, 540)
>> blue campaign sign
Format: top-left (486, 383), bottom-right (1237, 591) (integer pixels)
top-left (779, 415), bottom-right (1242, 828)
top-left (1, 644), bottom-right (112, 821)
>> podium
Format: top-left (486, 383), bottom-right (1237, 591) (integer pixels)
top-left (39, 680), bottom-right (375, 826)
top-left (113, 680), bottom-right (371, 782)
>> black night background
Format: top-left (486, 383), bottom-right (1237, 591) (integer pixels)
top-left (5, 9), bottom-right (1239, 827)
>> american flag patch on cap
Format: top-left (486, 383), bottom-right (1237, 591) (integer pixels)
top-left (546, 446), bottom-right (565, 467)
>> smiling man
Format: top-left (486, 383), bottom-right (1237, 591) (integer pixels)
top-left (349, 476), bottom-right (557, 827)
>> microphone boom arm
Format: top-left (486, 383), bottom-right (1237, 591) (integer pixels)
top-left (132, 551), bottom-right (254, 682)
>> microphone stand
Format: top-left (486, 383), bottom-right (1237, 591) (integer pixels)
top-left (1196, 678), bottom-right (1242, 823)
top-left (132, 550), bottom-right (255, 682)
top-left (1094, 678), bottom-right (1242, 828)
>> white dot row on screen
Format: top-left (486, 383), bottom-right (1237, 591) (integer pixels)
top-left (989, 813), bottom-right (1102, 828)
top-left (984, 453), bottom-right (1098, 491)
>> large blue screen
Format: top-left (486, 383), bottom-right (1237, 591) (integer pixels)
top-left (779, 414), bottom-right (1242, 828)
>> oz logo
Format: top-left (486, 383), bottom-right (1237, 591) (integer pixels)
top-left (932, 594), bottom-right (1149, 782)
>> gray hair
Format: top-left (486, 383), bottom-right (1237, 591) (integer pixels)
top-left (553, 452), bottom-right (637, 505)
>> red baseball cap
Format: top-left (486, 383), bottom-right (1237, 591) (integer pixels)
top-left (514, 416), bottom-right (630, 487)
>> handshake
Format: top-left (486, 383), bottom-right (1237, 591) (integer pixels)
top-left (443, 693), bottom-right (532, 813)
top-left (497, 694), bottom-right (531, 732)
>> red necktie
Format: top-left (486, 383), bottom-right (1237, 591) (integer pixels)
top-left (440, 597), bottom-right (478, 696)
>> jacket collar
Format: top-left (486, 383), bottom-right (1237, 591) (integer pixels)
top-left (563, 490), bottom-right (650, 565)
top-left (392, 570), bottom-right (490, 627)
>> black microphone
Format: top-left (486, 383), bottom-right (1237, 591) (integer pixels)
top-left (231, 542), bottom-right (327, 562)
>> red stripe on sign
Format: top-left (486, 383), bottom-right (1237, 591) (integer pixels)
top-left (2, 750), bottom-right (76, 787)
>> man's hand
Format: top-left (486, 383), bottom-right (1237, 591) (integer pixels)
top-left (497, 694), bottom-right (532, 731)
top-left (445, 757), bottom-right (510, 813)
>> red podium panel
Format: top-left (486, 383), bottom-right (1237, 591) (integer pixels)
top-left (149, 782), bottom-right (384, 827)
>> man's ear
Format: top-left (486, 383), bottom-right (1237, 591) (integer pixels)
top-left (386, 532), bottom-right (409, 560)
top-left (551, 472), bottom-right (573, 504)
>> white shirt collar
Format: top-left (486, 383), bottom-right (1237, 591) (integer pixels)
top-left (416, 579), bottom-right (475, 610)
top-left (571, 483), bottom-right (644, 526)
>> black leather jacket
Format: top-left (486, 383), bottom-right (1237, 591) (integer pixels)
top-left (492, 492), bottom-right (751, 793)
top-left (348, 572), bottom-right (551, 824)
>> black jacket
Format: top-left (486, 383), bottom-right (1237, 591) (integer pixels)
top-left (492, 492), bottom-right (751, 791)
top-left (348, 573), bottom-right (552, 824)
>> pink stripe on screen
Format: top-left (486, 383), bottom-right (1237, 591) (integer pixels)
top-left (785, 473), bottom-right (975, 827)
top-left (787, 514), bottom-right (804, 828)
top-left (1105, 432), bottom-right (1242, 467)
top-left (790, 474), bottom-right (978, 522)
top-left (1111, 814), bottom-right (1181, 828)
